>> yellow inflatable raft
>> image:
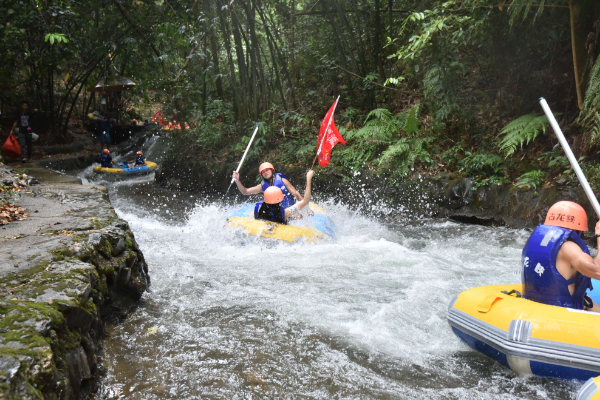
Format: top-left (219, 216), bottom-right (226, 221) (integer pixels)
top-left (448, 284), bottom-right (600, 381)
top-left (226, 202), bottom-right (334, 243)
top-left (93, 161), bottom-right (157, 175)
top-left (579, 376), bottom-right (600, 399)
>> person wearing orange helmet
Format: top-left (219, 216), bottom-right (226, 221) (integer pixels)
top-left (128, 151), bottom-right (146, 167)
top-left (231, 162), bottom-right (304, 209)
top-left (99, 148), bottom-right (120, 168)
top-left (254, 170), bottom-right (315, 223)
top-left (522, 201), bottom-right (600, 311)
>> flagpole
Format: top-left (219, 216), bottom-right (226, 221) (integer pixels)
top-left (310, 96), bottom-right (340, 170)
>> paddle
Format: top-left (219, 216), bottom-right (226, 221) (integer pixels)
top-left (224, 125), bottom-right (260, 197)
top-left (539, 98), bottom-right (600, 217)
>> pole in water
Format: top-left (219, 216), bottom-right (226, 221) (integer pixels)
top-left (224, 181), bottom-right (234, 197)
top-left (224, 125), bottom-right (260, 197)
top-left (539, 97), bottom-right (600, 218)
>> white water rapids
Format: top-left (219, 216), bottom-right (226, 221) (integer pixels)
top-left (90, 186), bottom-right (578, 399)
top-left (74, 137), bottom-right (580, 399)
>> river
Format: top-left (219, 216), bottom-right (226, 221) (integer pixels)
top-left (75, 137), bottom-right (579, 399)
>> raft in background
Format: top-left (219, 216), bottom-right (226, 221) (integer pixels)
top-left (227, 202), bottom-right (334, 243)
top-left (447, 284), bottom-right (600, 381)
top-left (93, 161), bottom-right (157, 175)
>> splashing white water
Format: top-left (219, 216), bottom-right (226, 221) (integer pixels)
top-left (96, 193), bottom-right (578, 399)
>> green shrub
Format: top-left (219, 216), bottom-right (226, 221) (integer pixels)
top-left (459, 152), bottom-right (505, 176)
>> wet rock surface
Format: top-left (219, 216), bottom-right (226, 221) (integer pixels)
top-left (0, 163), bottom-right (149, 399)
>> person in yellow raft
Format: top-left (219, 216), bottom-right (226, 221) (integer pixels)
top-left (253, 170), bottom-right (314, 224)
top-left (231, 162), bottom-right (304, 209)
top-left (522, 201), bottom-right (600, 311)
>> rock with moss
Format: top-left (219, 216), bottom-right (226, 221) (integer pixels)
top-left (0, 221), bottom-right (148, 399)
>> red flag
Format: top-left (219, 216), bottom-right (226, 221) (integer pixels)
top-left (317, 98), bottom-right (345, 167)
top-left (152, 110), bottom-right (167, 126)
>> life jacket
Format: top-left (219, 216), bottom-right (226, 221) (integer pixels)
top-left (261, 173), bottom-right (295, 209)
top-left (100, 154), bottom-right (112, 168)
top-left (254, 201), bottom-right (286, 224)
top-left (135, 156), bottom-right (145, 165)
top-left (522, 224), bottom-right (592, 309)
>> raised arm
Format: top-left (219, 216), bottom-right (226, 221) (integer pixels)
top-left (232, 171), bottom-right (263, 195)
top-left (285, 170), bottom-right (314, 218)
top-left (282, 178), bottom-right (304, 200)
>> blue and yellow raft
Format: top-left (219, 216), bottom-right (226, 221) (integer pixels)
top-left (227, 202), bottom-right (334, 243)
top-left (448, 284), bottom-right (600, 382)
top-left (93, 161), bottom-right (157, 175)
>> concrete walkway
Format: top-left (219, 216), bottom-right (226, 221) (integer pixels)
top-left (0, 163), bottom-right (114, 277)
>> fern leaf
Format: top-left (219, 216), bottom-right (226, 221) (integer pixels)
top-left (580, 54), bottom-right (600, 145)
top-left (508, 0), bottom-right (546, 26)
top-left (514, 170), bottom-right (546, 190)
top-left (498, 114), bottom-right (552, 156)
top-left (380, 139), bottom-right (410, 165)
top-left (364, 108), bottom-right (393, 124)
top-left (404, 103), bottom-right (421, 136)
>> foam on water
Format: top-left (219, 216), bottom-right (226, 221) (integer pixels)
top-left (96, 194), bottom-right (579, 399)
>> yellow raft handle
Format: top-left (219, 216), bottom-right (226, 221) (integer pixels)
top-left (477, 295), bottom-right (503, 313)
top-left (478, 289), bottom-right (522, 313)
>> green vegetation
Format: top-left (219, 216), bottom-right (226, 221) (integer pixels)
top-left (514, 170), bottom-right (546, 191)
top-left (498, 115), bottom-right (551, 157)
top-left (2, 0), bottom-right (600, 189)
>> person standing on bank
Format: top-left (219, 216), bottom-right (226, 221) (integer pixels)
top-left (9, 101), bottom-right (38, 163)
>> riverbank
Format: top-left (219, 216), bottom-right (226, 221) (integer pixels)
top-left (0, 162), bottom-right (149, 399)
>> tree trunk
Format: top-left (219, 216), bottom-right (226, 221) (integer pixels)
top-left (290, 0), bottom-right (298, 109)
top-left (48, 57), bottom-right (55, 126)
top-left (230, 6), bottom-right (251, 117)
top-left (215, 0), bottom-right (243, 117)
top-left (207, 6), bottom-right (223, 99)
top-left (254, 0), bottom-right (288, 110)
top-left (62, 64), bottom-right (98, 135)
top-left (241, 0), bottom-right (259, 118)
top-left (332, 0), bottom-right (368, 76)
top-left (84, 91), bottom-right (94, 118)
top-left (373, 0), bottom-right (385, 82)
top-left (569, 0), bottom-right (585, 109)
top-left (247, 0), bottom-right (268, 113)
top-left (388, 0), bottom-right (393, 32)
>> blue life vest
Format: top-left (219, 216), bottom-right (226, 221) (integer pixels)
top-left (100, 154), bottom-right (112, 168)
top-left (522, 224), bottom-right (592, 309)
top-left (261, 173), bottom-right (295, 209)
top-left (254, 201), bottom-right (286, 224)
top-left (135, 155), bottom-right (145, 165)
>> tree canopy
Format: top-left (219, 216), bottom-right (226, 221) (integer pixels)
top-left (2, 0), bottom-right (600, 188)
